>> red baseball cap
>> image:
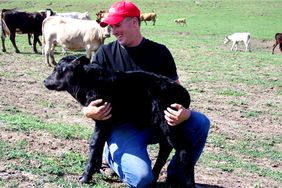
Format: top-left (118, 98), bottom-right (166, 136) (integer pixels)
top-left (100, 0), bottom-right (140, 27)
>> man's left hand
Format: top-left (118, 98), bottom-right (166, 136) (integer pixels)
top-left (164, 103), bottom-right (191, 126)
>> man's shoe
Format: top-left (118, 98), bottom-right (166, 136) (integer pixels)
top-left (100, 162), bottom-right (117, 178)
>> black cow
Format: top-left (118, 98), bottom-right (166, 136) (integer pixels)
top-left (44, 55), bottom-right (195, 187)
top-left (272, 33), bottom-right (282, 54)
top-left (1, 8), bottom-right (53, 53)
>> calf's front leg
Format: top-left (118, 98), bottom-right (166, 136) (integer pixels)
top-left (152, 140), bottom-right (173, 182)
top-left (80, 122), bottom-right (109, 184)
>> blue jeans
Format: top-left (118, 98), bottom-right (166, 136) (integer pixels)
top-left (103, 111), bottom-right (210, 188)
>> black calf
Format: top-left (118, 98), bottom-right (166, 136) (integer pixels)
top-left (44, 55), bottom-right (195, 187)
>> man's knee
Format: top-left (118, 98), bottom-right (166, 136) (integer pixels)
top-left (124, 170), bottom-right (154, 188)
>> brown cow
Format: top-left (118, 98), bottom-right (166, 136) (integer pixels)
top-left (140, 12), bottom-right (157, 25)
top-left (272, 33), bottom-right (282, 54)
top-left (95, 10), bottom-right (109, 23)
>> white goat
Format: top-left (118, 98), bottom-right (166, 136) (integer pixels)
top-left (224, 32), bottom-right (251, 52)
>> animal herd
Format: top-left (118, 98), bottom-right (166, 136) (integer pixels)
top-left (1, 8), bottom-right (281, 66)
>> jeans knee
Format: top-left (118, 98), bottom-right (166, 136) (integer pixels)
top-left (125, 170), bottom-right (154, 188)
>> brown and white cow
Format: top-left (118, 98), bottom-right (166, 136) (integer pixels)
top-left (42, 16), bottom-right (111, 66)
top-left (95, 10), bottom-right (109, 23)
top-left (174, 18), bottom-right (187, 26)
top-left (1, 9), bottom-right (53, 53)
top-left (272, 33), bottom-right (282, 54)
top-left (140, 12), bottom-right (157, 26)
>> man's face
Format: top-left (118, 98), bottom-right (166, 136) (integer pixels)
top-left (111, 17), bottom-right (137, 47)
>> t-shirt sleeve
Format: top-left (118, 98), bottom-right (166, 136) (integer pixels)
top-left (90, 45), bottom-right (106, 68)
top-left (158, 45), bottom-right (179, 81)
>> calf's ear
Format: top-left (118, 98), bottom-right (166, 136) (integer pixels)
top-left (75, 56), bottom-right (90, 65)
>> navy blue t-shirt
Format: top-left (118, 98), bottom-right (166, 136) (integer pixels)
top-left (91, 38), bottom-right (179, 81)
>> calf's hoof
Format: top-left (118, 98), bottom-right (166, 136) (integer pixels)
top-left (79, 173), bottom-right (92, 184)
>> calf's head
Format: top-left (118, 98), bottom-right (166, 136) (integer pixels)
top-left (44, 55), bottom-right (90, 91)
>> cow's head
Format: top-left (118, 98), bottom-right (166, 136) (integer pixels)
top-left (44, 55), bottom-right (90, 91)
top-left (102, 25), bottom-right (112, 39)
top-left (224, 36), bottom-right (230, 44)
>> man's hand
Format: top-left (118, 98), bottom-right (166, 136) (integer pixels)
top-left (164, 103), bottom-right (191, 126)
top-left (82, 99), bottom-right (112, 120)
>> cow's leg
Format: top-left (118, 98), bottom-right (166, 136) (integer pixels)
top-left (86, 47), bottom-right (92, 59)
top-left (152, 140), bottom-right (172, 182)
top-left (33, 35), bottom-right (40, 53)
top-left (180, 150), bottom-right (195, 188)
top-left (234, 42), bottom-right (238, 51)
top-left (247, 41), bottom-right (251, 52)
top-left (28, 34), bottom-right (32, 45)
top-left (50, 50), bottom-right (56, 66)
top-left (37, 38), bottom-right (42, 47)
top-left (44, 41), bottom-right (53, 67)
top-left (1, 31), bottom-right (6, 52)
top-left (166, 149), bottom-right (195, 188)
top-left (10, 32), bottom-right (20, 53)
top-left (244, 41), bottom-right (248, 52)
top-left (80, 122), bottom-right (109, 183)
top-left (231, 41), bottom-right (236, 51)
top-left (272, 41), bottom-right (278, 54)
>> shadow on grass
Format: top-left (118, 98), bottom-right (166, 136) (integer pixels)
top-left (151, 182), bottom-right (224, 188)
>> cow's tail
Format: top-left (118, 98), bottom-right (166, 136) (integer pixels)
top-left (1, 10), bottom-right (10, 37)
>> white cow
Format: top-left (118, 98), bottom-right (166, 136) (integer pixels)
top-left (55, 12), bottom-right (91, 20)
top-left (42, 16), bottom-right (111, 66)
top-left (46, 10), bottom-right (91, 20)
top-left (44, 10), bottom-right (92, 55)
top-left (224, 32), bottom-right (251, 52)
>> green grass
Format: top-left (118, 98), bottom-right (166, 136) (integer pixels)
top-left (0, 108), bottom-right (92, 140)
top-left (204, 133), bottom-right (282, 182)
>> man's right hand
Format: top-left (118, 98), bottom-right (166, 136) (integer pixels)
top-left (82, 99), bottom-right (112, 120)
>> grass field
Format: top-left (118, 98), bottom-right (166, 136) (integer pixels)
top-left (0, 0), bottom-right (281, 187)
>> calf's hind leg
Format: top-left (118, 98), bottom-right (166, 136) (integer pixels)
top-left (166, 149), bottom-right (195, 188)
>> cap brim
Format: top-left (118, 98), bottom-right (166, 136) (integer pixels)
top-left (100, 15), bottom-right (124, 27)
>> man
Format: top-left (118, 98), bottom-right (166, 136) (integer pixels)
top-left (81, 1), bottom-right (210, 187)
